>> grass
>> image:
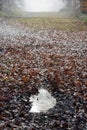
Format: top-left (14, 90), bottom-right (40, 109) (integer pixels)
top-left (0, 10), bottom-right (87, 31)
top-left (79, 13), bottom-right (87, 24)
top-left (10, 17), bottom-right (87, 31)
top-left (0, 10), bottom-right (26, 17)
top-left (0, 11), bottom-right (7, 17)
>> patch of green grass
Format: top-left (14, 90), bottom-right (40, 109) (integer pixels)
top-left (0, 10), bottom-right (26, 17)
top-left (0, 11), bottom-right (7, 17)
top-left (79, 14), bottom-right (87, 24)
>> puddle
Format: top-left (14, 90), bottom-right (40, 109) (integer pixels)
top-left (29, 88), bottom-right (56, 113)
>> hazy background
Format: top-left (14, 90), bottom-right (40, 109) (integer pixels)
top-left (0, 0), bottom-right (81, 17)
top-left (24, 0), bottom-right (66, 12)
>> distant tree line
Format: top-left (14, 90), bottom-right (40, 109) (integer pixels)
top-left (64, 0), bottom-right (87, 13)
top-left (0, 0), bottom-right (23, 11)
top-left (80, 0), bottom-right (87, 13)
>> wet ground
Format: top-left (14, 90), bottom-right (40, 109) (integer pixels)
top-left (0, 17), bottom-right (87, 130)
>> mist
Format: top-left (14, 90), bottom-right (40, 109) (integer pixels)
top-left (0, 0), bottom-right (80, 17)
top-left (24, 0), bottom-right (66, 12)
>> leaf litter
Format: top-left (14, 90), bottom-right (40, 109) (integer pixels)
top-left (0, 17), bottom-right (87, 130)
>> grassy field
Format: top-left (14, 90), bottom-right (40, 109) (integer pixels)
top-left (10, 17), bottom-right (87, 31)
top-left (0, 10), bottom-right (87, 31)
top-left (0, 11), bottom-right (7, 17)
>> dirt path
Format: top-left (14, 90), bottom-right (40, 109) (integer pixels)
top-left (0, 18), bottom-right (87, 130)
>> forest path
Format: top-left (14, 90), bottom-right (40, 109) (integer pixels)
top-left (0, 17), bottom-right (87, 130)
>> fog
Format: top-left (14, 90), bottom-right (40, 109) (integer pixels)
top-left (1, 0), bottom-right (80, 17)
top-left (24, 0), bottom-right (66, 12)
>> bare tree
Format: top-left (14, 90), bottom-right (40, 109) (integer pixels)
top-left (0, 0), bottom-right (24, 11)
